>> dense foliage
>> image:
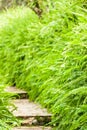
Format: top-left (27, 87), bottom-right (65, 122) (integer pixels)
top-left (0, 0), bottom-right (48, 15)
top-left (0, 0), bottom-right (87, 129)
top-left (0, 85), bottom-right (18, 130)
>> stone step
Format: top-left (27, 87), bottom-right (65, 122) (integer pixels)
top-left (11, 99), bottom-right (51, 125)
top-left (21, 117), bottom-right (51, 126)
top-left (5, 86), bottom-right (28, 99)
top-left (6, 87), bottom-right (52, 127)
top-left (13, 126), bottom-right (52, 130)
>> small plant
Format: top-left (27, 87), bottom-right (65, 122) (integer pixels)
top-left (0, 85), bottom-right (18, 129)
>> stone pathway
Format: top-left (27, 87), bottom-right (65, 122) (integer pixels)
top-left (5, 86), bottom-right (52, 130)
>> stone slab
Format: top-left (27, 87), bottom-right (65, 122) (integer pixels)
top-left (5, 86), bottom-right (28, 98)
top-left (12, 99), bottom-right (51, 118)
top-left (5, 86), bottom-right (26, 94)
top-left (13, 126), bottom-right (52, 130)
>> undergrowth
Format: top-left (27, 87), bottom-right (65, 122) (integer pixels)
top-left (0, 85), bottom-right (18, 130)
top-left (0, 0), bottom-right (87, 129)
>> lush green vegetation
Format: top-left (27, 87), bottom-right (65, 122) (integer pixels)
top-left (0, 85), bottom-right (18, 130)
top-left (0, 0), bottom-right (87, 129)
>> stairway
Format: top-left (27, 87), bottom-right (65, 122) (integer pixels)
top-left (5, 86), bottom-right (52, 130)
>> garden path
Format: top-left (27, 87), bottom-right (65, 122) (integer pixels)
top-left (5, 86), bottom-right (52, 130)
